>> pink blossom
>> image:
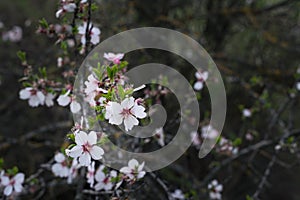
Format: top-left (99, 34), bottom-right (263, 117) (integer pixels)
top-left (104, 53), bottom-right (124, 64)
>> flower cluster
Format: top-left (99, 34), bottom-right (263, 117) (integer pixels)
top-left (2, 26), bottom-right (23, 42)
top-left (208, 179), bottom-right (223, 200)
top-left (0, 171), bottom-right (25, 197)
top-left (194, 70), bottom-right (208, 91)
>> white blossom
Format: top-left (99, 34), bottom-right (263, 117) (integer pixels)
top-left (296, 82), bottom-right (300, 91)
top-left (2, 26), bottom-right (22, 42)
top-left (154, 127), bottom-right (165, 146)
top-left (66, 131), bottom-right (104, 166)
top-left (94, 168), bottom-right (113, 191)
top-left (2, 173), bottom-right (25, 196)
top-left (67, 159), bottom-right (80, 184)
top-left (45, 93), bottom-right (55, 107)
top-left (51, 153), bottom-right (69, 178)
top-left (78, 22), bottom-right (101, 45)
top-left (105, 97), bottom-right (147, 131)
top-left (86, 161), bottom-right (95, 187)
top-left (190, 131), bottom-right (201, 146)
top-left (171, 189), bottom-right (185, 199)
top-left (208, 179), bottom-right (223, 200)
top-left (242, 108), bottom-right (252, 117)
top-left (194, 70), bottom-right (208, 90)
top-left (56, 2), bottom-right (76, 18)
top-left (57, 90), bottom-right (81, 113)
top-left (104, 53), bottom-right (124, 64)
top-left (120, 159), bottom-right (146, 180)
top-left (19, 87), bottom-right (45, 107)
top-left (201, 125), bottom-right (219, 140)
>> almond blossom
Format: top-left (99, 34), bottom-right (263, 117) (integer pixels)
top-left (201, 125), bottom-right (219, 140)
top-left (67, 159), bottom-right (80, 184)
top-left (56, 1), bottom-right (76, 18)
top-left (208, 179), bottom-right (223, 200)
top-left (120, 159), bottom-right (146, 180)
top-left (66, 131), bottom-right (104, 166)
top-left (57, 90), bottom-right (81, 113)
top-left (2, 173), bottom-right (25, 196)
top-left (84, 74), bottom-right (108, 106)
top-left (94, 167), bottom-right (114, 191)
top-left (171, 189), bottom-right (185, 199)
top-left (105, 97), bottom-right (147, 131)
top-left (19, 87), bottom-right (45, 107)
top-left (242, 108), bottom-right (252, 117)
top-left (194, 70), bottom-right (208, 91)
top-left (86, 161), bottom-right (95, 187)
top-left (2, 26), bottom-right (23, 42)
top-left (45, 93), bottom-right (55, 107)
top-left (51, 153), bottom-right (69, 178)
top-left (154, 127), bottom-right (165, 146)
top-left (104, 53), bottom-right (124, 64)
top-left (78, 22), bottom-right (101, 45)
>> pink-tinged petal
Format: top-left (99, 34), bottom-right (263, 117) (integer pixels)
top-left (28, 95), bottom-right (40, 107)
top-left (92, 27), bottom-right (101, 35)
top-left (138, 161), bottom-right (145, 172)
top-left (121, 97), bottom-right (135, 109)
top-left (202, 71), bottom-right (209, 80)
top-left (94, 182), bottom-right (104, 191)
top-left (104, 182), bottom-right (113, 191)
top-left (55, 9), bottom-right (63, 18)
top-left (109, 113), bottom-right (123, 125)
top-left (79, 152), bottom-right (91, 166)
top-left (14, 173), bottom-right (25, 183)
top-left (128, 159), bottom-right (139, 169)
top-left (70, 101), bottom-right (81, 113)
top-left (115, 53), bottom-right (124, 60)
top-left (1, 176), bottom-right (9, 186)
top-left (4, 185), bottom-right (12, 196)
top-left (193, 81), bottom-right (203, 90)
top-left (124, 115), bottom-right (138, 131)
top-left (131, 105), bottom-right (147, 119)
top-left (14, 183), bottom-right (23, 193)
top-left (52, 163), bottom-right (63, 176)
top-left (119, 166), bottom-right (131, 174)
top-left (195, 71), bottom-right (201, 79)
top-left (45, 93), bottom-right (55, 107)
top-left (110, 102), bottom-right (123, 114)
top-left (137, 171), bottom-right (146, 179)
top-left (68, 145), bottom-right (83, 158)
top-left (95, 170), bottom-right (105, 182)
top-left (91, 35), bottom-right (100, 45)
top-left (54, 153), bottom-right (65, 163)
top-left (80, 35), bottom-right (86, 45)
top-left (57, 95), bottom-right (71, 106)
top-left (90, 146), bottom-right (104, 160)
top-left (75, 131), bottom-right (88, 145)
top-left (37, 91), bottom-right (45, 102)
top-left (87, 131), bottom-right (97, 145)
top-left (19, 88), bottom-right (31, 100)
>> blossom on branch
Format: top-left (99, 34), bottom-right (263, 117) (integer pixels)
top-left (19, 87), bottom-right (45, 107)
top-left (104, 53), bottom-right (124, 64)
top-left (120, 159), bottom-right (146, 180)
top-left (78, 22), bottom-right (101, 45)
top-left (105, 97), bottom-right (147, 131)
top-left (66, 131), bottom-right (104, 166)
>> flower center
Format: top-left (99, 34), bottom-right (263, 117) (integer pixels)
top-left (103, 177), bottom-right (109, 184)
top-left (121, 108), bottom-right (131, 117)
top-left (82, 142), bottom-right (92, 152)
top-left (30, 89), bottom-right (37, 95)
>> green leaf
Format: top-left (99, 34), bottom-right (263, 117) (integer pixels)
top-left (233, 138), bottom-right (242, 146)
top-left (7, 166), bottom-right (19, 176)
top-left (17, 51), bottom-right (26, 63)
top-left (118, 85), bottom-right (125, 100)
top-left (39, 18), bottom-right (48, 28)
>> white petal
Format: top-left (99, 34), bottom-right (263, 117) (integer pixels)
top-left (57, 94), bottom-right (71, 106)
top-left (45, 93), bottom-right (55, 107)
top-left (92, 27), bottom-right (101, 35)
top-left (104, 182), bottom-right (113, 191)
top-left (14, 183), bottom-right (23, 193)
top-left (4, 185), bottom-right (12, 196)
top-left (91, 35), bottom-right (100, 45)
top-left (193, 81), bottom-right (203, 90)
top-left (87, 131), bottom-right (97, 145)
top-left (28, 95), bottom-right (40, 107)
top-left (128, 159), bottom-right (139, 169)
top-left (81, 35), bottom-right (86, 45)
top-left (70, 101), bottom-right (81, 113)
top-left (119, 166), bottom-right (131, 174)
top-left (1, 176), bottom-right (9, 186)
top-left (75, 131), bottom-right (88, 145)
top-left (137, 171), bottom-right (146, 179)
top-left (54, 153), bottom-right (65, 163)
top-left (68, 145), bottom-right (83, 158)
top-left (90, 146), bottom-right (104, 160)
top-left (79, 152), bottom-right (91, 166)
top-left (55, 9), bottom-right (63, 18)
top-left (52, 163), bottom-right (63, 176)
top-left (131, 104), bottom-right (147, 119)
top-left (124, 115), bottom-right (139, 131)
top-left (121, 97), bottom-right (134, 109)
top-left (19, 88), bottom-right (31, 100)
top-left (37, 91), bottom-right (45, 102)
